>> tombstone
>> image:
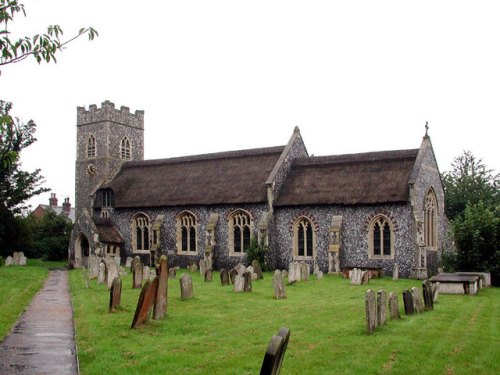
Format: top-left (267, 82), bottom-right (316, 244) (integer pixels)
top-left (422, 280), bottom-right (434, 311)
top-left (233, 275), bottom-right (245, 293)
top-left (143, 265), bottom-right (151, 282)
top-left (97, 262), bottom-right (106, 285)
top-left (199, 258), bottom-right (207, 277)
top-left (411, 287), bottom-right (425, 313)
top-left (281, 270), bottom-right (288, 279)
top-left (205, 269), bottom-right (213, 282)
top-left (260, 327), bottom-right (290, 375)
top-left (229, 268), bottom-right (238, 285)
top-left (361, 270), bottom-right (370, 285)
top-left (288, 262), bottom-right (300, 284)
top-left (131, 278), bottom-right (159, 328)
top-left (131, 255), bottom-right (141, 272)
top-left (88, 254), bottom-right (99, 279)
top-left (392, 263), bottom-right (399, 281)
top-left (109, 276), bottom-right (122, 313)
top-left (243, 271), bottom-right (253, 292)
top-left (18, 253), bottom-right (27, 266)
top-left (388, 292), bottom-right (401, 320)
top-left (315, 270), bottom-right (324, 280)
top-left (132, 261), bottom-right (143, 289)
top-left (365, 289), bottom-right (377, 334)
top-left (106, 261), bottom-right (119, 289)
top-left (273, 270), bottom-right (286, 299)
top-left (12, 252), bottom-right (22, 265)
top-left (235, 263), bottom-right (246, 275)
top-left (402, 289), bottom-right (415, 315)
top-left (220, 269), bottom-right (230, 285)
top-left (114, 256), bottom-right (121, 267)
top-left (153, 255), bottom-right (168, 320)
top-left (432, 282), bottom-right (440, 303)
top-left (125, 256), bottom-right (133, 269)
top-left (252, 260), bottom-right (264, 280)
top-left (180, 273), bottom-right (194, 300)
top-left (313, 262), bottom-right (320, 276)
top-left (246, 265), bottom-right (255, 279)
top-left (300, 262), bottom-right (309, 281)
top-left (168, 268), bottom-right (177, 279)
top-left (350, 268), bottom-right (362, 285)
top-left (377, 290), bottom-right (387, 326)
top-left (5, 256), bottom-right (13, 267)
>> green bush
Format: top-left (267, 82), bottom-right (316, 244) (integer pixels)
top-left (245, 237), bottom-right (270, 271)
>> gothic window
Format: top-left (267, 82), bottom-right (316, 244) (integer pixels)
top-left (120, 136), bottom-right (132, 160)
top-left (176, 212), bottom-right (197, 254)
top-left (87, 134), bottom-right (96, 159)
top-left (368, 215), bottom-right (394, 259)
top-left (293, 216), bottom-right (316, 259)
top-left (132, 213), bottom-right (150, 252)
top-left (424, 189), bottom-right (438, 250)
top-left (95, 188), bottom-right (113, 208)
top-left (229, 210), bottom-right (253, 255)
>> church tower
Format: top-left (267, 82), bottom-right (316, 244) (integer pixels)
top-left (75, 100), bottom-right (144, 217)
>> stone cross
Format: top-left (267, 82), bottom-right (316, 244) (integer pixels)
top-left (179, 273), bottom-right (194, 300)
top-left (388, 292), bottom-right (401, 320)
top-left (131, 278), bottom-right (159, 328)
top-left (402, 289), bottom-right (415, 315)
top-left (243, 270), bottom-right (252, 292)
top-left (273, 270), bottom-right (286, 299)
top-left (377, 290), bottom-right (387, 326)
top-left (153, 255), bottom-right (168, 320)
top-left (365, 289), bottom-right (377, 334)
top-left (260, 327), bottom-right (290, 375)
top-left (109, 276), bottom-right (122, 313)
top-left (411, 287), bottom-right (425, 313)
top-left (220, 269), bottom-right (230, 285)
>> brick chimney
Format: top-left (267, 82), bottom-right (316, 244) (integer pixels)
top-left (49, 193), bottom-right (58, 207)
top-left (62, 197), bottom-right (71, 214)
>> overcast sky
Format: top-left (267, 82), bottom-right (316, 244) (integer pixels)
top-left (1, 0), bottom-right (499, 210)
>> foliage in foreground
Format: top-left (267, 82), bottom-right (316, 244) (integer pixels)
top-left (70, 270), bottom-right (499, 375)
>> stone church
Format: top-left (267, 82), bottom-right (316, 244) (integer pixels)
top-left (69, 100), bottom-right (449, 278)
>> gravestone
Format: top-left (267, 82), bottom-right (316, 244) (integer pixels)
top-left (350, 268), bottom-right (362, 285)
top-left (5, 256), bottom-right (13, 267)
top-left (300, 262), bottom-right (309, 281)
top-left (88, 254), bottom-right (99, 279)
top-left (273, 270), bottom-right (286, 299)
top-left (109, 276), bottom-right (122, 313)
top-left (233, 275), bottom-right (245, 293)
top-left (315, 270), bottom-right (324, 280)
top-left (131, 277), bottom-right (159, 328)
top-left (18, 253), bottom-right (27, 266)
top-left (365, 289), bottom-right (377, 334)
top-left (13, 252), bottom-right (22, 265)
top-left (281, 270), bottom-right (288, 279)
top-left (97, 262), bottom-right (106, 285)
top-left (411, 287), bottom-right (425, 313)
top-left (168, 268), bottom-right (177, 279)
top-left (243, 270), bottom-right (252, 292)
top-left (432, 282), bottom-right (440, 302)
top-left (125, 256), bottom-right (133, 269)
top-left (235, 263), bottom-right (246, 275)
top-left (377, 290), bottom-right (387, 326)
top-left (402, 289), bottom-right (415, 315)
top-left (388, 292), bottom-right (400, 319)
top-left (153, 255), bottom-right (168, 320)
top-left (132, 261), bottom-right (143, 289)
top-left (220, 269), bottom-right (230, 285)
top-left (205, 269), bottom-right (213, 282)
top-left (106, 261), bottom-right (119, 289)
top-left (288, 262), bottom-right (300, 284)
top-left (361, 270), bottom-right (370, 285)
top-left (392, 263), bottom-right (399, 281)
top-left (180, 273), bottom-right (194, 300)
top-left (229, 268), bottom-right (238, 285)
top-left (422, 280), bottom-right (434, 310)
top-left (143, 265), bottom-right (151, 282)
top-left (260, 327), bottom-right (290, 375)
top-left (199, 259), bottom-right (207, 277)
top-left (252, 259), bottom-right (264, 280)
top-left (131, 256), bottom-right (141, 272)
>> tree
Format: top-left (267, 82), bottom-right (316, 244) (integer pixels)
top-left (442, 151), bottom-right (499, 220)
top-left (27, 210), bottom-right (73, 260)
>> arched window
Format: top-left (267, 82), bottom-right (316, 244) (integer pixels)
top-left (293, 217), bottom-right (316, 259)
top-left (176, 212), bottom-right (197, 254)
top-left (132, 213), bottom-right (150, 252)
top-left (424, 189), bottom-right (438, 250)
top-left (120, 136), bottom-right (132, 160)
top-left (368, 215), bottom-right (394, 258)
top-left (229, 210), bottom-right (252, 255)
top-left (94, 188), bottom-right (114, 208)
top-left (87, 134), bottom-right (96, 159)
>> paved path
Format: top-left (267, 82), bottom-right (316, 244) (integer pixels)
top-left (0, 270), bottom-right (78, 375)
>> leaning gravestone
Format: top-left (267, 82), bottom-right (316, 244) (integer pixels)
top-left (243, 270), bottom-right (252, 292)
top-left (109, 276), bottom-right (122, 313)
top-left (97, 262), bottom-right (106, 285)
top-left (273, 270), bottom-right (286, 299)
top-left (220, 269), bottom-right (230, 286)
top-left (361, 270), bottom-right (370, 285)
top-left (229, 268), bottom-right (238, 284)
top-left (180, 273), bottom-right (194, 300)
top-left (233, 274), bottom-right (245, 293)
top-left (411, 287), bottom-right (425, 313)
top-left (432, 282), bottom-right (440, 303)
top-left (205, 269), bottom-right (213, 282)
top-left (388, 292), bottom-right (400, 320)
top-left (260, 327), bottom-right (290, 375)
top-left (153, 255), bottom-right (168, 320)
top-left (377, 290), bottom-right (387, 326)
top-left (402, 289), bottom-right (415, 315)
top-left (132, 261), bottom-right (143, 289)
top-left (131, 278), bottom-right (159, 328)
top-left (422, 280), bottom-right (434, 310)
top-left (365, 289), bottom-right (377, 334)
top-left (5, 256), bottom-right (13, 267)
top-left (252, 260), bottom-right (264, 280)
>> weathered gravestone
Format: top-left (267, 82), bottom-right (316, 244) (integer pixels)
top-left (229, 268), bottom-right (238, 285)
top-left (131, 278), bottom-right (159, 328)
top-left (260, 327), bottom-right (290, 375)
top-left (422, 280), bottom-right (434, 310)
top-left (5, 256), bottom-right (13, 267)
top-left (411, 287), bottom-right (425, 313)
top-left (233, 274), bottom-right (245, 293)
top-left (132, 261), bottom-right (143, 289)
top-left (12, 252), bottom-right (22, 265)
top-left (243, 271), bottom-right (252, 292)
top-left (97, 262), bottom-right (106, 285)
top-left (288, 262), bottom-right (300, 284)
top-left (252, 259), bottom-right (264, 280)
top-left (220, 269), bottom-right (230, 286)
top-left (402, 289), bottom-right (415, 315)
top-left (153, 255), bottom-right (168, 320)
top-left (388, 292), bottom-right (401, 320)
top-left (205, 269), bottom-right (213, 282)
top-left (168, 268), bottom-right (177, 279)
top-left (180, 273), bottom-right (193, 300)
top-left (88, 254), bottom-right (99, 279)
top-left (350, 268), bottom-right (362, 285)
top-left (361, 270), bottom-right (370, 285)
top-left (432, 282), bottom-right (440, 302)
top-left (199, 259), bottom-right (207, 277)
top-left (106, 260), bottom-right (119, 289)
top-left (131, 256), bottom-right (141, 272)
top-left (377, 289), bottom-right (387, 326)
top-left (392, 263), bottom-right (399, 281)
top-left (365, 289), bottom-right (377, 334)
top-left (235, 263), bottom-right (246, 275)
top-left (273, 270), bottom-right (286, 299)
top-left (300, 262), bottom-right (309, 281)
top-left (109, 276), bottom-right (122, 313)
top-left (125, 256), bottom-right (133, 269)
top-left (143, 265), bottom-right (151, 282)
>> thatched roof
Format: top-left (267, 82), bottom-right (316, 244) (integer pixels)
top-left (93, 217), bottom-right (124, 243)
top-left (105, 146), bottom-right (285, 208)
top-left (275, 149), bottom-right (419, 206)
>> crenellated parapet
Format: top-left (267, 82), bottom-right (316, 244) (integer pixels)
top-left (77, 100), bottom-right (144, 129)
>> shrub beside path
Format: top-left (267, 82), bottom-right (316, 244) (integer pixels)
top-left (0, 270), bottom-right (78, 374)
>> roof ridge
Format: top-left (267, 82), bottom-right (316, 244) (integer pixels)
top-left (293, 149), bottom-right (419, 167)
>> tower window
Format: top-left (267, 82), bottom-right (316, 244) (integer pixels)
top-left (120, 137), bottom-right (132, 160)
top-left (87, 134), bottom-right (96, 159)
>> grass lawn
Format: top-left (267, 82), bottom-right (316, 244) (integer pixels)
top-left (0, 259), bottom-right (66, 340)
top-left (70, 270), bottom-right (499, 375)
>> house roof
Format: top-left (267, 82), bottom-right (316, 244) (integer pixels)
top-left (34, 205), bottom-right (76, 223)
top-left (93, 217), bottom-right (124, 243)
top-left (275, 149), bottom-right (419, 206)
top-left (104, 146), bottom-right (285, 208)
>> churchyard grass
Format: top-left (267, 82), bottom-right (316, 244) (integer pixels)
top-left (70, 270), bottom-right (499, 375)
top-left (0, 259), bottom-right (65, 340)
